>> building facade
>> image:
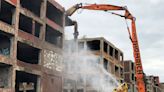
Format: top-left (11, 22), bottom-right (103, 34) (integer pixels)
top-left (0, 0), bottom-right (64, 92)
top-left (78, 37), bottom-right (124, 82)
top-left (146, 76), bottom-right (162, 92)
top-left (63, 37), bottom-right (124, 92)
top-left (123, 60), bottom-right (137, 92)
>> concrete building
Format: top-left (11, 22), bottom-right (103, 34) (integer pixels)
top-left (160, 83), bottom-right (164, 92)
top-left (78, 37), bottom-right (124, 82)
top-left (0, 0), bottom-right (64, 92)
top-left (146, 76), bottom-right (162, 92)
top-left (123, 60), bottom-right (137, 92)
top-left (63, 37), bottom-right (124, 92)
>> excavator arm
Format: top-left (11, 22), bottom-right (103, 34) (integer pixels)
top-left (66, 3), bottom-right (146, 92)
top-left (66, 3), bottom-right (133, 19)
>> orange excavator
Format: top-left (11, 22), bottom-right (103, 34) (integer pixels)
top-left (66, 3), bottom-right (146, 92)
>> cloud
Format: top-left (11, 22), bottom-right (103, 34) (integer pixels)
top-left (57, 0), bottom-right (164, 82)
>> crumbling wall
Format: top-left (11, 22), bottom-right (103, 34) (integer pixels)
top-left (0, 0), bottom-right (64, 92)
top-left (43, 50), bottom-right (62, 71)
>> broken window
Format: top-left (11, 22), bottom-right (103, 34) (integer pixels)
top-left (0, 0), bottom-right (15, 25)
top-left (120, 68), bottom-right (123, 78)
top-left (87, 40), bottom-right (100, 51)
top-left (0, 63), bottom-right (12, 88)
top-left (131, 62), bottom-right (134, 71)
top-left (115, 66), bottom-right (119, 77)
top-left (19, 14), bottom-right (42, 37)
top-left (19, 14), bottom-right (32, 34)
top-left (109, 46), bottom-right (113, 57)
top-left (0, 31), bottom-right (12, 56)
top-left (15, 71), bottom-right (39, 92)
top-left (45, 25), bottom-right (63, 48)
top-left (20, 0), bottom-right (42, 17)
top-left (46, 1), bottom-right (63, 26)
top-left (103, 58), bottom-right (108, 70)
top-left (114, 50), bottom-right (119, 60)
top-left (103, 42), bottom-right (108, 53)
top-left (17, 42), bottom-right (40, 64)
top-left (34, 22), bottom-right (42, 37)
top-left (132, 73), bottom-right (134, 81)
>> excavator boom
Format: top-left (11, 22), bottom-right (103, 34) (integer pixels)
top-left (66, 3), bottom-right (146, 92)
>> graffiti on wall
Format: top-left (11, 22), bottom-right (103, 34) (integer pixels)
top-left (0, 48), bottom-right (10, 56)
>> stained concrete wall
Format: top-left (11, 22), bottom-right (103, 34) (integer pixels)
top-left (0, 0), bottom-right (64, 92)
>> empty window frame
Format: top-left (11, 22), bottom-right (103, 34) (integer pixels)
top-left (0, 31), bottom-right (12, 56)
top-left (19, 14), bottom-right (42, 37)
top-left (120, 68), bottom-right (123, 77)
top-left (132, 73), bottom-right (134, 81)
top-left (17, 42), bottom-right (40, 64)
top-left (45, 25), bottom-right (63, 48)
top-left (103, 41), bottom-right (108, 53)
top-left (103, 58), bottom-right (108, 70)
top-left (0, 63), bottom-right (12, 88)
top-left (19, 14), bottom-right (32, 33)
top-left (115, 65), bottom-right (119, 76)
top-left (20, 0), bottom-right (43, 17)
top-left (46, 1), bottom-right (63, 26)
top-left (0, 0), bottom-right (15, 25)
top-left (34, 21), bottom-right (42, 37)
top-left (114, 49), bottom-right (119, 60)
top-left (109, 46), bottom-right (113, 57)
top-left (87, 40), bottom-right (100, 51)
top-left (15, 71), bottom-right (39, 92)
top-left (131, 62), bottom-right (134, 71)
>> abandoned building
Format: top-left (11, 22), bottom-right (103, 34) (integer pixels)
top-left (0, 0), bottom-right (64, 92)
top-left (1, 0), bottom-right (164, 92)
top-left (63, 37), bottom-right (124, 92)
top-left (145, 76), bottom-right (162, 92)
top-left (78, 37), bottom-right (124, 82)
top-left (123, 60), bottom-right (137, 92)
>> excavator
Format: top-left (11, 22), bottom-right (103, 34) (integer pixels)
top-left (66, 3), bottom-right (146, 92)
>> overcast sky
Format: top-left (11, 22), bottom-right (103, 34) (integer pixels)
top-left (57, 0), bottom-right (164, 82)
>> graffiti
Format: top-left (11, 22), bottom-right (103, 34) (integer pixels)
top-left (0, 48), bottom-right (10, 56)
top-left (43, 50), bottom-right (63, 71)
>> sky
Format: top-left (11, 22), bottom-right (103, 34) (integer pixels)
top-left (57, 0), bottom-right (164, 82)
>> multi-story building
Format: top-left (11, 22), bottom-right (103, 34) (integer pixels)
top-left (146, 76), bottom-right (162, 92)
top-left (0, 0), bottom-right (64, 92)
top-left (78, 37), bottom-right (124, 82)
top-left (123, 60), bottom-right (137, 92)
top-left (63, 37), bottom-right (124, 92)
